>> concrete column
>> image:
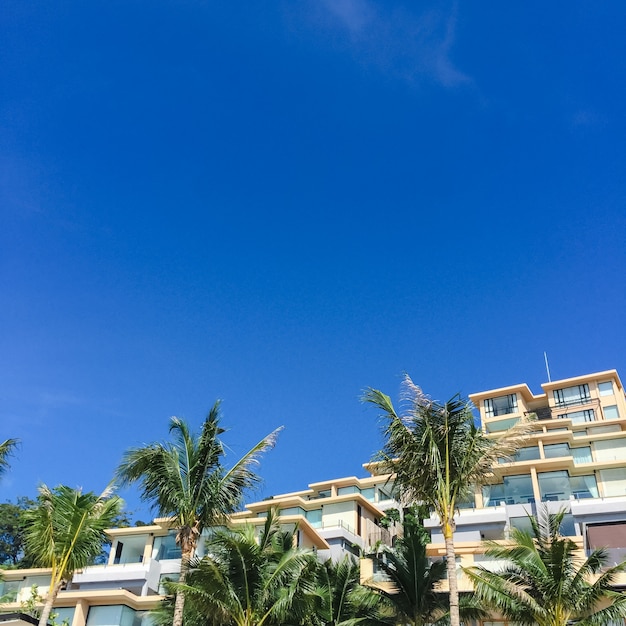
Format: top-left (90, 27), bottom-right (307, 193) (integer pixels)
top-left (72, 599), bottom-right (89, 626)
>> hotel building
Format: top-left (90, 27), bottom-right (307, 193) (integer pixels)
top-left (2, 369), bottom-right (626, 625)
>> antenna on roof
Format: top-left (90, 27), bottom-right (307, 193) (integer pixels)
top-left (544, 351), bottom-right (552, 382)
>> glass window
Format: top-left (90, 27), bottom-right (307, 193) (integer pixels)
top-left (570, 475), bottom-right (598, 499)
top-left (361, 487), bottom-right (375, 501)
top-left (599, 381), bottom-right (614, 396)
top-left (538, 471), bottom-right (598, 501)
top-left (316, 490), bottom-right (331, 498)
top-left (554, 384), bottom-right (591, 408)
top-left (52, 608), bottom-right (75, 626)
top-left (378, 488), bottom-right (393, 501)
top-left (484, 394), bottom-right (518, 418)
top-left (486, 417), bottom-right (520, 433)
top-left (306, 509), bottom-right (322, 527)
top-left (572, 447), bottom-right (592, 464)
top-left (604, 405), bottom-right (620, 420)
top-left (588, 425), bottom-right (622, 435)
top-left (499, 446), bottom-right (541, 463)
top-left (558, 409), bottom-right (595, 423)
top-left (483, 474), bottom-right (534, 506)
top-left (510, 516), bottom-right (534, 533)
top-left (158, 573), bottom-right (180, 595)
top-left (543, 443), bottom-right (570, 459)
top-left (337, 486), bottom-right (360, 496)
top-left (599, 468), bottom-right (626, 497)
top-left (594, 439), bottom-right (626, 462)
top-left (538, 470), bottom-right (571, 501)
top-left (280, 506), bottom-right (306, 517)
top-left (154, 532), bottom-right (181, 561)
top-left (87, 606), bottom-right (139, 626)
top-left (516, 446), bottom-right (541, 461)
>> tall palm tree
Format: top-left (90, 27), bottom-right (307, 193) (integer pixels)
top-left (23, 485), bottom-right (122, 626)
top-left (363, 375), bottom-right (529, 626)
top-left (464, 507), bottom-right (626, 626)
top-left (116, 401), bottom-right (281, 626)
top-left (177, 510), bottom-right (318, 626)
top-left (314, 556), bottom-right (389, 626)
top-left (0, 438), bottom-right (18, 479)
top-left (368, 517), bottom-right (485, 626)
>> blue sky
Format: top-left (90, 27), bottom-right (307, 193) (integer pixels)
top-left (1, 1), bottom-right (625, 520)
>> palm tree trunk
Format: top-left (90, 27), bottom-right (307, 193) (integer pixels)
top-left (38, 580), bottom-right (63, 626)
top-left (172, 545), bottom-right (194, 626)
top-left (443, 520), bottom-right (460, 626)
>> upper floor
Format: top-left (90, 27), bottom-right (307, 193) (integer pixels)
top-left (469, 370), bottom-right (625, 434)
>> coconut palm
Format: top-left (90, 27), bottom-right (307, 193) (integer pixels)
top-left (177, 510), bottom-right (317, 626)
top-left (464, 507), bottom-right (626, 626)
top-left (363, 375), bottom-right (530, 626)
top-left (116, 401), bottom-right (281, 626)
top-left (0, 438), bottom-right (18, 479)
top-left (369, 517), bottom-right (485, 626)
top-left (314, 556), bottom-right (389, 626)
top-left (23, 485), bottom-right (122, 626)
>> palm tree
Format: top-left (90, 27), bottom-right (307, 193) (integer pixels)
top-left (363, 375), bottom-right (529, 626)
top-left (115, 401), bottom-right (281, 626)
top-left (314, 556), bottom-right (389, 626)
top-left (464, 507), bottom-right (626, 626)
top-left (23, 485), bottom-right (122, 626)
top-left (177, 510), bottom-right (318, 626)
top-left (368, 517), bottom-right (485, 626)
top-left (0, 438), bottom-right (18, 479)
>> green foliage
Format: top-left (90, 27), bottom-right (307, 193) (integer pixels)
top-left (363, 375), bottom-right (530, 626)
top-left (313, 557), bottom-right (389, 626)
top-left (379, 509), bottom-right (401, 530)
top-left (0, 439), bottom-right (19, 479)
top-left (175, 510), bottom-right (318, 626)
top-left (24, 485), bottom-right (123, 586)
top-left (20, 585), bottom-right (42, 619)
top-left (0, 497), bottom-right (35, 567)
top-left (465, 507), bottom-right (626, 626)
top-left (116, 404), bottom-right (282, 626)
top-left (370, 519), bottom-right (446, 626)
top-left (116, 403), bottom-right (282, 551)
top-left (369, 518), bottom-right (485, 626)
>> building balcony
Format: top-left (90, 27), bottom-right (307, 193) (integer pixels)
top-left (71, 559), bottom-right (162, 596)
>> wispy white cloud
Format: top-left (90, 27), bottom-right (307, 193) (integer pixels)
top-left (303, 0), bottom-right (471, 88)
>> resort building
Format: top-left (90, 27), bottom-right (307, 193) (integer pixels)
top-left (2, 369), bottom-right (626, 625)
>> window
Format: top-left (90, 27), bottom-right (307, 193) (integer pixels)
top-left (306, 509), bottom-right (322, 528)
top-left (158, 573), bottom-right (180, 595)
top-left (86, 606), bottom-right (148, 626)
top-left (599, 381), bottom-right (614, 396)
top-left (554, 384), bottom-right (591, 407)
top-left (361, 487), bottom-right (375, 501)
top-left (604, 405), bottom-right (620, 420)
top-left (558, 409), bottom-right (595, 423)
top-left (484, 394), bottom-right (518, 418)
top-left (538, 470), bottom-right (598, 501)
top-left (280, 506), bottom-right (306, 517)
top-left (486, 417), bottom-right (520, 433)
top-left (154, 531), bottom-right (181, 561)
top-left (543, 443), bottom-right (570, 459)
top-left (599, 468), bottom-right (626, 497)
top-left (572, 447), bottom-right (592, 464)
top-left (337, 486), bottom-right (360, 496)
top-left (483, 474), bottom-right (534, 506)
top-left (594, 438), bottom-right (626, 462)
top-left (499, 446), bottom-right (541, 463)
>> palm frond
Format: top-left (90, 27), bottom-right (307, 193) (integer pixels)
top-left (0, 438), bottom-right (19, 478)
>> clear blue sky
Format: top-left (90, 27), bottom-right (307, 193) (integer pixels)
top-left (1, 1), bottom-right (625, 520)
